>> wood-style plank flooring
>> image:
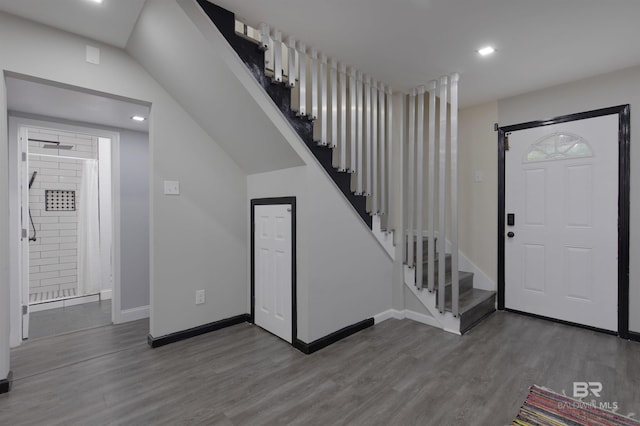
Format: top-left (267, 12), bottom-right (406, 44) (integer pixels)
top-left (29, 300), bottom-right (112, 340)
top-left (1, 312), bottom-right (639, 425)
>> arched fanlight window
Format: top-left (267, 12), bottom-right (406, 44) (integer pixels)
top-left (524, 132), bottom-right (593, 163)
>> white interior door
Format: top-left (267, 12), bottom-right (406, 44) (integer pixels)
top-left (254, 204), bottom-right (293, 343)
top-left (505, 114), bottom-right (618, 331)
top-left (19, 127), bottom-right (30, 339)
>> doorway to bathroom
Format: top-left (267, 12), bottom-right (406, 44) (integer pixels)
top-left (19, 124), bottom-right (114, 340)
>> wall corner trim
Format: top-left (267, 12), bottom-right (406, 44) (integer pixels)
top-left (0, 371), bottom-right (14, 394)
top-left (147, 314), bottom-right (250, 348)
top-left (292, 318), bottom-right (374, 355)
top-left (629, 331), bottom-right (640, 343)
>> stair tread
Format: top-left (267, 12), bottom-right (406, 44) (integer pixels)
top-left (444, 288), bottom-right (495, 315)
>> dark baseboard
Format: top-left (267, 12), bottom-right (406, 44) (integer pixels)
top-left (0, 371), bottom-right (13, 394)
top-left (293, 318), bottom-right (374, 355)
top-left (505, 309), bottom-right (617, 336)
top-left (629, 331), bottom-right (640, 343)
top-left (148, 314), bottom-right (250, 348)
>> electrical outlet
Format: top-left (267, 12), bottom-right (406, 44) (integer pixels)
top-left (164, 180), bottom-right (180, 195)
top-left (195, 289), bottom-right (205, 305)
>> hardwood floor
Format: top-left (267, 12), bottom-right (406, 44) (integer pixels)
top-left (1, 312), bottom-right (639, 425)
top-left (29, 300), bottom-right (112, 340)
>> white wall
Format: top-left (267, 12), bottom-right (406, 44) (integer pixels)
top-left (0, 9), bottom-right (248, 375)
top-left (497, 65), bottom-right (640, 333)
top-left (119, 130), bottom-right (150, 311)
top-left (248, 165), bottom-right (393, 343)
top-left (129, 0), bottom-right (303, 175)
top-left (458, 101), bottom-right (499, 286)
top-left (305, 164), bottom-right (392, 341)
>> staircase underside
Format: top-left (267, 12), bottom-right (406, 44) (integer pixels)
top-left (196, 0), bottom-right (372, 228)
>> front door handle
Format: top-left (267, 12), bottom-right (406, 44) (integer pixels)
top-left (507, 231), bottom-right (515, 238)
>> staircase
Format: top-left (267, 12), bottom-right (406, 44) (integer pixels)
top-left (192, 0), bottom-right (495, 334)
top-left (196, 0), bottom-right (373, 228)
top-left (410, 239), bottom-right (495, 334)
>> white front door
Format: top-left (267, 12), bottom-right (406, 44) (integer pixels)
top-left (254, 204), bottom-right (293, 342)
top-left (505, 114), bottom-right (619, 331)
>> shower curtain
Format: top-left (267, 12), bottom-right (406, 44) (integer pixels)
top-left (78, 159), bottom-right (101, 296)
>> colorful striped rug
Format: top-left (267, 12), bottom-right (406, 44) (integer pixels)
top-left (513, 385), bottom-right (639, 426)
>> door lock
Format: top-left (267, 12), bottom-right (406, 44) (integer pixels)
top-left (507, 231), bottom-right (515, 238)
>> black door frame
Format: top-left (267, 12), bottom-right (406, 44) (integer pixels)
top-left (250, 197), bottom-right (297, 343)
top-left (497, 105), bottom-right (631, 339)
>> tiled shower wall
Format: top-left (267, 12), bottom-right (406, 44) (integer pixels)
top-left (28, 128), bottom-right (98, 303)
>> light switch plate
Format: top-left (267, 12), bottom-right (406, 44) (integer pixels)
top-left (195, 289), bottom-right (205, 305)
top-left (86, 45), bottom-right (100, 64)
top-left (164, 180), bottom-right (180, 195)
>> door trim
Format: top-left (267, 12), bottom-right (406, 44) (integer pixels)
top-left (250, 197), bottom-right (297, 343)
top-left (8, 116), bottom-right (121, 346)
top-left (497, 105), bottom-right (630, 338)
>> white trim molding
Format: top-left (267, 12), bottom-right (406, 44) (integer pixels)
top-left (118, 305), bottom-right (150, 323)
top-left (374, 308), bottom-right (440, 329)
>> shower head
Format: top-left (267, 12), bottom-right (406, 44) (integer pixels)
top-left (29, 171), bottom-right (37, 189)
top-left (29, 138), bottom-right (74, 150)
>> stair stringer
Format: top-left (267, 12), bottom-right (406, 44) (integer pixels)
top-left (403, 265), bottom-right (461, 335)
top-left (178, 0), bottom-right (394, 258)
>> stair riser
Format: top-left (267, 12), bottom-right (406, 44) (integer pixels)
top-left (460, 295), bottom-right (496, 334)
top-left (415, 255), bottom-right (452, 274)
top-left (434, 273), bottom-right (474, 309)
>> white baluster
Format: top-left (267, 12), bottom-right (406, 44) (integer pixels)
top-left (427, 80), bottom-right (437, 292)
top-left (438, 76), bottom-right (448, 313)
top-left (450, 73), bottom-right (460, 317)
top-left (349, 67), bottom-right (358, 174)
top-left (320, 53), bottom-right (328, 145)
top-left (371, 80), bottom-right (379, 214)
top-left (364, 75), bottom-right (371, 198)
top-left (407, 89), bottom-right (416, 268)
top-left (310, 48), bottom-right (319, 120)
top-left (379, 83), bottom-right (386, 221)
top-left (259, 24), bottom-right (272, 74)
top-left (297, 41), bottom-right (307, 116)
top-left (272, 29), bottom-right (282, 83)
top-left (339, 63), bottom-right (348, 172)
top-left (386, 87), bottom-right (393, 233)
top-left (416, 86), bottom-right (425, 288)
top-left (286, 36), bottom-right (296, 87)
top-left (330, 59), bottom-right (338, 151)
top-left (356, 71), bottom-right (364, 194)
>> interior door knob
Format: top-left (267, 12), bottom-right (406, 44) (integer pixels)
top-left (507, 231), bottom-right (515, 238)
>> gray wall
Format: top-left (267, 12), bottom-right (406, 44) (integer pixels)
top-left (0, 8), bottom-right (249, 375)
top-left (120, 130), bottom-right (150, 311)
top-left (497, 65), bottom-right (640, 333)
top-left (248, 166), bottom-right (393, 343)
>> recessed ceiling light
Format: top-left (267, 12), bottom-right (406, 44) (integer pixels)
top-left (478, 46), bottom-right (496, 56)
top-left (131, 116), bottom-right (146, 122)
top-left (90, 0), bottom-right (103, 4)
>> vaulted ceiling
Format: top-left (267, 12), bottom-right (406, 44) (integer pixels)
top-left (1, 0), bottom-right (640, 107)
